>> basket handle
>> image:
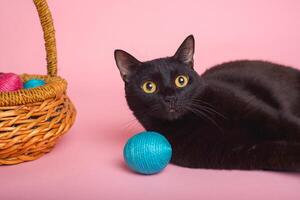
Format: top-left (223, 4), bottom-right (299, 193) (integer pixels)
top-left (33, 0), bottom-right (57, 77)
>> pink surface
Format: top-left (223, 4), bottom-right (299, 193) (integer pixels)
top-left (1, 0), bottom-right (300, 199)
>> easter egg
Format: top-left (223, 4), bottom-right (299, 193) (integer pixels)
top-left (123, 131), bottom-right (172, 175)
top-left (24, 79), bottom-right (45, 89)
top-left (0, 73), bottom-right (23, 92)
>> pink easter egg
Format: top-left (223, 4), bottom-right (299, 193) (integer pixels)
top-left (0, 73), bottom-right (23, 92)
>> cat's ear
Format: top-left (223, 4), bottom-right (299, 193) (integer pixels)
top-left (114, 49), bottom-right (141, 82)
top-left (173, 35), bottom-right (195, 68)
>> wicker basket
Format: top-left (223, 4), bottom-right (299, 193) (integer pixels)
top-left (0, 0), bottom-right (76, 165)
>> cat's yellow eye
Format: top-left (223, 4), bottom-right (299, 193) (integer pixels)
top-left (175, 75), bottom-right (189, 88)
top-left (142, 81), bottom-right (157, 94)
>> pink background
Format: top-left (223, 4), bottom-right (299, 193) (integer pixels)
top-left (1, 0), bottom-right (300, 199)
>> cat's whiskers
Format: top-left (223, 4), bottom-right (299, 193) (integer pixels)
top-left (190, 103), bottom-right (218, 118)
top-left (121, 117), bottom-right (141, 133)
top-left (122, 104), bottom-right (161, 132)
top-left (190, 103), bottom-right (224, 122)
top-left (185, 105), bottom-right (224, 134)
top-left (191, 98), bottom-right (227, 119)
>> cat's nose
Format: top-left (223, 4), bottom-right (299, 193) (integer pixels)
top-left (164, 96), bottom-right (176, 103)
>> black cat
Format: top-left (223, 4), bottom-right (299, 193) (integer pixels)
top-left (114, 35), bottom-right (300, 171)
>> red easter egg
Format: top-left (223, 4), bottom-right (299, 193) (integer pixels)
top-left (0, 73), bottom-right (23, 92)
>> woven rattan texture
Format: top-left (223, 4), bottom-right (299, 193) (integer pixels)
top-left (34, 0), bottom-right (57, 76)
top-left (0, 0), bottom-right (76, 165)
top-left (0, 95), bottom-right (76, 165)
top-left (0, 74), bottom-right (67, 107)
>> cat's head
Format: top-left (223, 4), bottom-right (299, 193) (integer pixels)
top-left (114, 35), bottom-right (201, 121)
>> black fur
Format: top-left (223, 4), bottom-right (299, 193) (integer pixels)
top-left (114, 35), bottom-right (300, 171)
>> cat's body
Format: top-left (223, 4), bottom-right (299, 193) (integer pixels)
top-left (115, 35), bottom-right (300, 171)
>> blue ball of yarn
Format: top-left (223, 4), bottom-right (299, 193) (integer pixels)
top-left (123, 131), bottom-right (172, 175)
top-left (24, 79), bottom-right (45, 89)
